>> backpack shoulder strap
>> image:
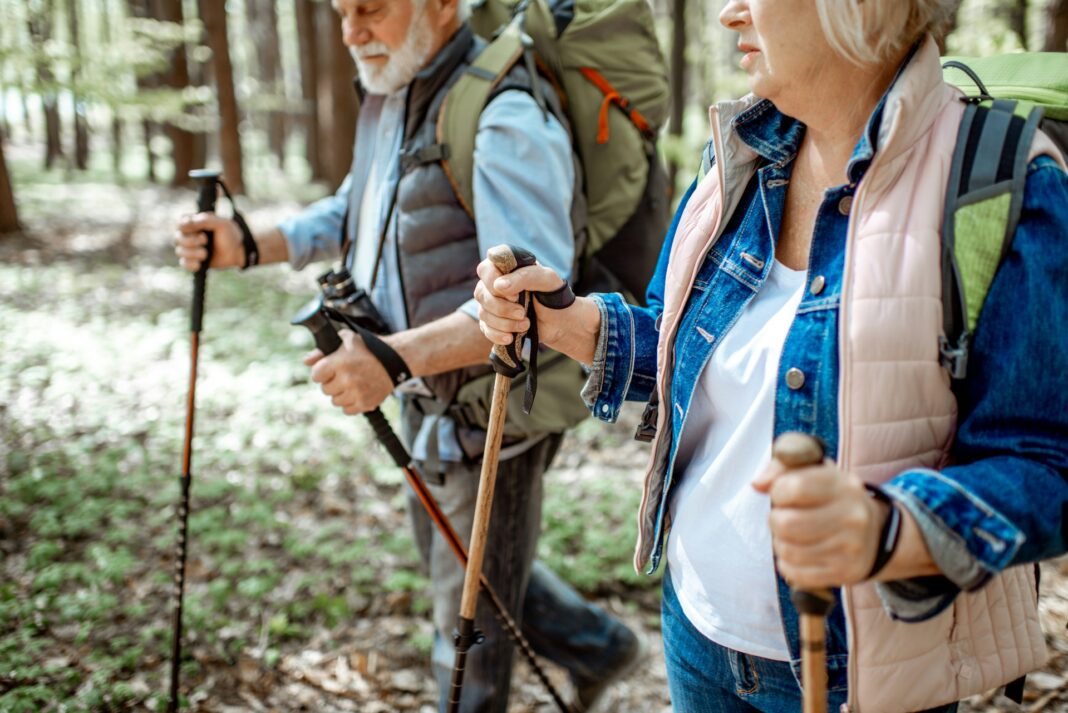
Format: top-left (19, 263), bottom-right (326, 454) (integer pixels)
top-left (437, 20), bottom-right (526, 218)
top-left (940, 95), bottom-right (1043, 379)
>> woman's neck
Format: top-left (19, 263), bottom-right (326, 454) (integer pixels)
top-left (784, 48), bottom-right (910, 186)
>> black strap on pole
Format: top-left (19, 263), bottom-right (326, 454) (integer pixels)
top-left (169, 168), bottom-right (220, 712)
top-left (291, 298), bottom-right (573, 713)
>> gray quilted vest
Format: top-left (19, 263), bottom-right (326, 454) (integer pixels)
top-left (346, 24), bottom-right (584, 406)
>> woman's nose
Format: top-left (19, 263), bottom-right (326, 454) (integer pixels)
top-left (719, 0), bottom-right (751, 30)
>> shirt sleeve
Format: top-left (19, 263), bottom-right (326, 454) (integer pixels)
top-left (277, 175), bottom-right (352, 270)
top-left (456, 90), bottom-right (576, 321)
top-left (877, 155), bottom-right (1068, 621)
top-left (580, 178), bottom-right (698, 422)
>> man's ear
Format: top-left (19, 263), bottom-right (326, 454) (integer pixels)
top-left (433, 0), bottom-right (462, 30)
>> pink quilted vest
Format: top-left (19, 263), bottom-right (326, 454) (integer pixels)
top-left (637, 36), bottom-right (1064, 712)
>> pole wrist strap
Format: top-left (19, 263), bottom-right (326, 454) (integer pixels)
top-left (215, 179), bottom-right (259, 270)
top-left (352, 324), bottom-right (412, 387)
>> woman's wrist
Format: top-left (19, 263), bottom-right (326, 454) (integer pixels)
top-left (869, 499), bottom-right (941, 582)
top-left (546, 296), bottom-right (601, 364)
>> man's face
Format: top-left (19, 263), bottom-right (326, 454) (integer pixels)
top-left (334, 0), bottom-right (446, 95)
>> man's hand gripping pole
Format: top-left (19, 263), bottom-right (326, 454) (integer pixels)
top-left (291, 277), bottom-right (573, 713)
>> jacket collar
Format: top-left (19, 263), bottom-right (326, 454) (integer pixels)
top-left (404, 24), bottom-right (475, 139)
top-left (707, 35), bottom-right (943, 187)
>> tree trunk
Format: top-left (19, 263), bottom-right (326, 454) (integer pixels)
top-left (126, 0), bottom-right (160, 182)
top-left (667, 0), bottom-right (686, 194)
top-left (112, 115), bottom-right (125, 182)
top-left (1001, 0), bottom-right (1028, 49)
top-left (66, 0), bottom-right (90, 170)
top-left (1046, 0), bottom-right (1068, 51)
top-left (0, 137), bottom-right (19, 234)
top-left (247, 0), bottom-right (286, 166)
top-left (159, 0), bottom-right (196, 185)
top-left (935, 0), bottom-right (962, 54)
top-left (318, 3), bottom-right (355, 189)
top-left (198, 0), bottom-right (245, 193)
top-left (295, 0), bottom-right (322, 179)
top-left (28, 0), bottom-right (65, 170)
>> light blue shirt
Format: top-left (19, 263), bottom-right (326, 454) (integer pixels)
top-left (279, 88), bottom-right (576, 461)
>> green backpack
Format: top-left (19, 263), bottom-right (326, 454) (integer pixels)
top-left (939, 54), bottom-right (1068, 380)
top-left (445, 0), bottom-right (670, 301)
top-left (449, 0), bottom-right (671, 438)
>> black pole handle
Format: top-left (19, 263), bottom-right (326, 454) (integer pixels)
top-left (291, 297), bottom-right (344, 355)
top-left (189, 169), bottom-right (220, 333)
top-left (290, 303), bottom-right (409, 467)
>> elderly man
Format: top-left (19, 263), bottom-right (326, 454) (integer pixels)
top-left (173, 0), bottom-right (643, 710)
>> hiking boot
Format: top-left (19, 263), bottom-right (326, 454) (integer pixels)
top-left (568, 626), bottom-right (648, 713)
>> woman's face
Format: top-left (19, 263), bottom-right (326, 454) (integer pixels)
top-left (719, 0), bottom-right (840, 106)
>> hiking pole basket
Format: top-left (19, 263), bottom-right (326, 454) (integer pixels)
top-left (169, 168), bottom-right (220, 712)
top-left (290, 288), bottom-right (573, 713)
top-left (772, 432), bottom-right (833, 713)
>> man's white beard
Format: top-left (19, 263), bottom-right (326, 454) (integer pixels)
top-left (352, 11), bottom-right (436, 95)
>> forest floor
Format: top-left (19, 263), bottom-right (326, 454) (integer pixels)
top-left (1, 160), bottom-right (1066, 712)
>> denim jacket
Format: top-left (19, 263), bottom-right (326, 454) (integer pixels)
top-left (583, 54), bottom-right (1068, 691)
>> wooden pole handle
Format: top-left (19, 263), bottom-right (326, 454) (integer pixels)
top-left (487, 245), bottom-right (536, 377)
top-left (771, 432), bottom-right (832, 713)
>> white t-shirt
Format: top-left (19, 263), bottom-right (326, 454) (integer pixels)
top-left (666, 258), bottom-right (806, 661)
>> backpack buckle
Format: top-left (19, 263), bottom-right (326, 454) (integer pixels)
top-left (938, 334), bottom-right (970, 380)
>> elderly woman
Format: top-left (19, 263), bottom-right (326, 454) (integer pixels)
top-left (473, 0), bottom-right (1068, 711)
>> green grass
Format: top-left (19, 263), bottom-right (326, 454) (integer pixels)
top-left (0, 174), bottom-right (653, 709)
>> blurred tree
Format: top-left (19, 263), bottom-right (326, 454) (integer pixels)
top-left (0, 136), bottom-right (18, 233)
top-left (246, 0), bottom-right (286, 167)
top-left (1046, 0), bottom-right (1068, 50)
top-left (295, 0), bottom-right (322, 179)
top-left (998, 0), bottom-right (1029, 48)
top-left (318, 1), bottom-right (355, 189)
top-left (159, 0), bottom-right (196, 185)
top-left (198, 0), bottom-right (245, 193)
top-left (66, 0), bottom-right (90, 170)
top-left (27, 0), bottom-right (65, 169)
top-left (667, 0), bottom-right (686, 193)
top-left (126, 0), bottom-right (160, 181)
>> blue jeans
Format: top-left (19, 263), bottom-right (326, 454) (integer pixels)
top-left (661, 571), bottom-right (959, 713)
top-left (405, 418), bottom-right (632, 713)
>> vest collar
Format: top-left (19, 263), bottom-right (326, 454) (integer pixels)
top-left (404, 24), bottom-right (476, 140)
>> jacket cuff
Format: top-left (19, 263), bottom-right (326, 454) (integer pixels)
top-left (874, 468), bottom-right (1025, 621)
top-left (580, 293), bottom-right (633, 423)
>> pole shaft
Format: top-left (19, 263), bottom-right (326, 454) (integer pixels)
top-left (800, 613), bottom-right (828, 713)
top-left (447, 373), bottom-right (512, 713)
top-left (457, 373), bottom-right (511, 620)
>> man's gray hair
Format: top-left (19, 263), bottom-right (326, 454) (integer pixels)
top-left (815, 0), bottom-right (958, 65)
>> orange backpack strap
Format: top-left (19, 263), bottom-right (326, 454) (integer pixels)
top-left (578, 66), bottom-right (654, 144)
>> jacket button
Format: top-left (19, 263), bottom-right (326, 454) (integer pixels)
top-left (810, 275), bottom-right (826, 295)
top-left (838, 195), bottom-right (853, 215)
top-left (785, 368), bottom-right (805, 390)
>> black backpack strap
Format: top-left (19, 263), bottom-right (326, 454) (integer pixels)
top-left (940, 95), bottom-right (1041, 380)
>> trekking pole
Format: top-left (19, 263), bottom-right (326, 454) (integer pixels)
top-left (771, 432), bottom-right (833, 713)
top-left (290, 302), bottom-right (574, 713)
top-left (447, 245), bottom-right (536, 713)
top-left (169, 168), bottom-right (220, 713)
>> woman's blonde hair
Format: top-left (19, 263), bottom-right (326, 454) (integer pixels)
top-left (815, 0), bottom-right (958, 65)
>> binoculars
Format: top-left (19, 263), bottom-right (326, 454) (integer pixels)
top-left (290, 267), bottom-right (391, 355)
